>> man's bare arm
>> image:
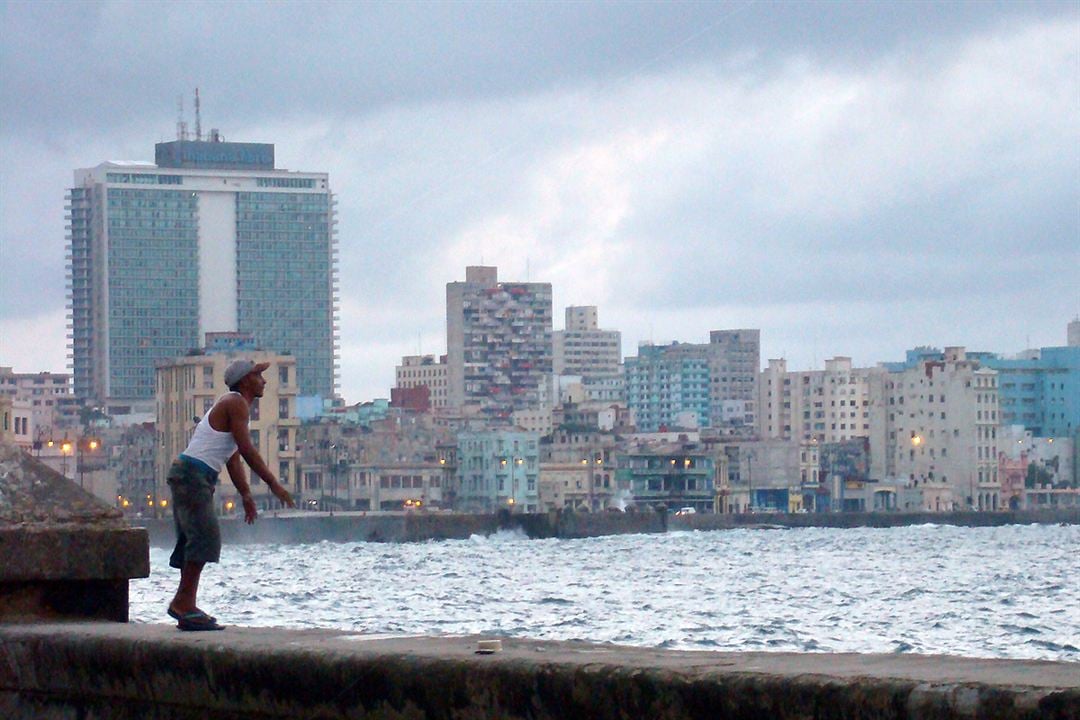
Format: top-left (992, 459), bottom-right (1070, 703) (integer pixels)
top-left (219, 396), bottom-right (295, 508)
top-left (225, 452), bottom-right (258, 523)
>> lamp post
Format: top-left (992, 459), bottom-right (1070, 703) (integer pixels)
top-left (500, 456), bottom-right (524, 512)
top-left (746, 449), bottom-right (755, 514)
top-left (329, 443), bottom-right (338, 516)
top-left (77, 437), bottom-right (99, 490)
top-left (60, 436), bottom-right (73, 479)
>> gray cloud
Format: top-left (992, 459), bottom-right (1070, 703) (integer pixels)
top-left (1, 1), bottom-right (1077, 401)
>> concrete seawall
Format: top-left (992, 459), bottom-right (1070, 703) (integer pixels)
top-left (2, 623), bottom-right (1076, 719)
top-left (136, 507), bottom-right (1080, 547)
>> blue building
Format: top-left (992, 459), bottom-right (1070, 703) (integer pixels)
top-left (68, 137), bottom-right (337, 414)
top-left (625, 331), bottom-right (759, 434)
top-left (455, 429), bottom-right (540, 512)
top-left (986, 347), bottom-right (1080, 437)
top-left (885, 345), bottom-right (1080, 437)
top-left (625, 343), bottom-right (711, 432)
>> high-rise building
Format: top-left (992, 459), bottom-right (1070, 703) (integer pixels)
top-left (445, 266), bottom-right (553, 420)
top-left (1068, 317), bottom-right (1080, 347)
top-left (758, 357), bottom-right (884, 444)
top-left (553, 305), bottom-right (623, 404)
top-left (882, 347), bottom-right (1000, 510)
top-left (67, 137), bottom-right (337, 414)
top-left (625, 330), bottom-right (760, 433)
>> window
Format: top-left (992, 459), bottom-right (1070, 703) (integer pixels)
top-left (278, 398), bottom-right (289, 419)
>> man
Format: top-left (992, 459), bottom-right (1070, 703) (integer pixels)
top-left (166, 359), bottom-right (295, 631)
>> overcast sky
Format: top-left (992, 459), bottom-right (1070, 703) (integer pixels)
top-left (2, 0), bottom-right (1078, 402)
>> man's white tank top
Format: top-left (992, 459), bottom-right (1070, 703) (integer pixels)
top-left (181, 392), bottom-right (240, 472)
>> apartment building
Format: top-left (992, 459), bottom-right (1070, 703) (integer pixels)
top-left (155, 349), bottom-right (299, 511)
top-left (455, 428), bottom-right (540, 512)
top-left (759, 357), bottom-right (884, 444)
top-left (0, 368), bottom-right (73, 443)
top-left (626, 329), bottom-right (759, 434)
top-left (883, 347), bottom-right (1000, 510)
top-left (446, 266), bottom-right (553, 420)
top-left (394, 354), bottom-right (449, 410)
top-left (539, 429), bottom-right (619, 512)
top-left (553, 305), bottom-right (624, 404)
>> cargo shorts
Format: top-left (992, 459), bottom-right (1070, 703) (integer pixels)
top-left (167, 455), bottom-right (221, 569)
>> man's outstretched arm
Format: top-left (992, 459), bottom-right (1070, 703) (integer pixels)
top-left (225, 452), bottom-right (259, 523)
top-left (222, 397), bottom-right (296, 509)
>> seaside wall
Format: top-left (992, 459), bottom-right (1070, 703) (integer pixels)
top-left (2, 623), bottom-right (1077, 720)
top-left (136, 506), bottom-right (1079, 547)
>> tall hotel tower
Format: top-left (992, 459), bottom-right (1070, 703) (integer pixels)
top-left (67, 135), bottom-right (338, 413)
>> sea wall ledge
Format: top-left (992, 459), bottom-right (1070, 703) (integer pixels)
top-left (1, 623), bottom-right (1077, 720)
top-left (134, 507), bottom-right (1080, 547)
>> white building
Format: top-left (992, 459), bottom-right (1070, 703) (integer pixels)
top-left (394, 355), bottom-right (449, 409)
top-left (884, 347), bottom-right (1000, 510)
top-left (759, 357), bottom-right (883, 445)
top-left (0, 368), bottom-right (73, 443)
top-left (68, 137), bottom-right (337, 415)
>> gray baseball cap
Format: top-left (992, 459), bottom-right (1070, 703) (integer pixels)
top-left (224, 359), bottom-right (270, 388)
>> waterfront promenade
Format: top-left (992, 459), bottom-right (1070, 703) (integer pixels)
top-left (2, 622), bottom-right (1077, 719)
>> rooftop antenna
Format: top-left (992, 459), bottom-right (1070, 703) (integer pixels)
top-left (176, 95), bottom-right (188, 141)
top-left (194, 88), bottom-right (202, 141)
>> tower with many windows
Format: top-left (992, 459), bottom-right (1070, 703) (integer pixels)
top-left (67, 137), bottom-right (337, 413)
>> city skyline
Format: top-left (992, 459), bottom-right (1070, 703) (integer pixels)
top-left (2, 1), bottom-right (1078, 402)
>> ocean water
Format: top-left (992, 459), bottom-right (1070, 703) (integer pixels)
top-left (130, 523), bottom-right (1080, 661)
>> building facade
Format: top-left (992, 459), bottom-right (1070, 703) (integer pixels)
top-left (626, 329), bottom-right (759, 434)
top-left (68, 138), bottom-right (337, 414)
top-left (394, 355), bottom-right (449, 410)
top-left (617, 440), bottom-right (722, 513)
top-left (155, 350), bottom-right (299, 512)
top-left (455, 429), bottom-right (540, 512)
top-left (0, 368), bottom-right (73, 444)
top-left (554, 304), bottom-right (622, 381)
top-left (980, 346), bottom-right (1080, 438)
top-left (539, 429), bottom-right (619, 512)
top-left (883, 347), bottom-right (1000, 510)
top-left (445, 266), bottom-right (553, 421)
top-left (759, 357), bottom-right (884, 445)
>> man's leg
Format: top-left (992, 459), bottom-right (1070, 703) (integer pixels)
top-left (171, 561), bottom-right (205, 614)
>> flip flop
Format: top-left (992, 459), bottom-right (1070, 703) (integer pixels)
top-left (168, 606), bottom-right (216, 623)
top-left (175, 610), bottom-right (225, 632)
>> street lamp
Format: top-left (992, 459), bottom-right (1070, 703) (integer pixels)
top-left (60, 437), bottom-right (73, 479)
top-left (746, 450), bottom-right (755, 514)
top-left (77, 437), bottom-right (100, 490)
top-left (329, 443), bottom-right (338, 516)
top-left (500, 456), bottom-right (524, 512)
